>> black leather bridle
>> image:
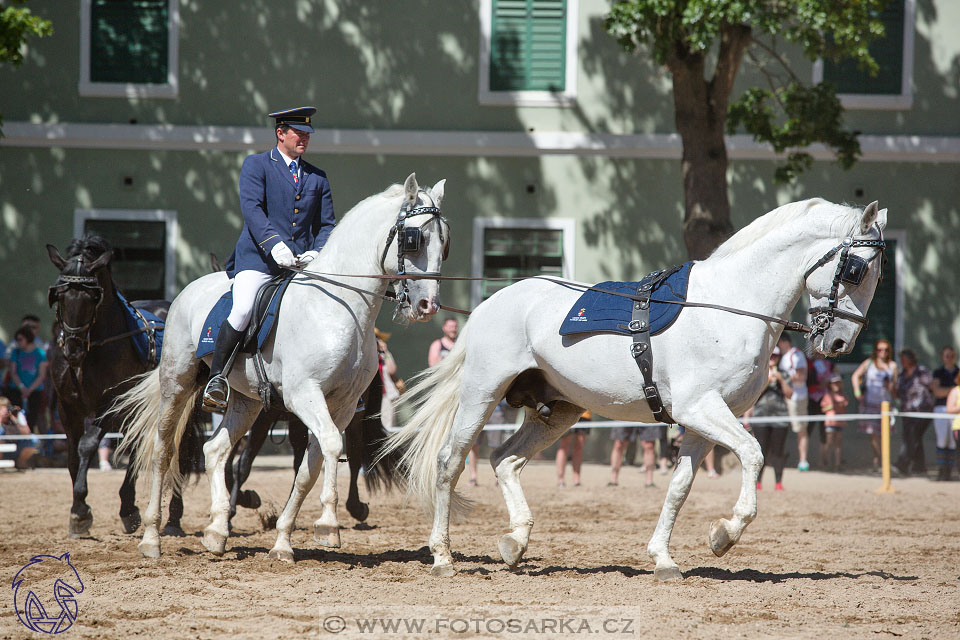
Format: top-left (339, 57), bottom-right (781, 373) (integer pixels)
top-left (379, 192), bottom-right (448, 306)
top-left (803, 224), bottom-right (886, 338)
top-left (48, 254), bottom-right (105, 354)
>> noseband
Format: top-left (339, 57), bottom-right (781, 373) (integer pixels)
top-left (48, 254), bottom-right (105, 354)
top-left (379, 192), bottom-right (448, 306)
top-left (803, 224), bottom-right (886, 338)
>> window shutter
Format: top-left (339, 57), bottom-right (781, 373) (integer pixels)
top-left (490, 0), bottom-right (566, 92)
top-left (823, 2), bottom-right (904, 95)
top-left (84, 219), bottom-right (167, 301)
top-left (481, 227), bottom-right (564, 300)
top-left (90, 0), bottom-right (169, 84)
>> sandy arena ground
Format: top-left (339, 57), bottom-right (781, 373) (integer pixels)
top-left (1, 459), bottom-right (958, 639)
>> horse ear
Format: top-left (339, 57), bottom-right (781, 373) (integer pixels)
top-left (430, 179), bottom-right (446, 207)
top-left (860, 201), bottom-right (879, 234)
top-left (88, 249), bottom-right (113, 272)
top-left (876, 207), bottom-right (888, 232)
top-left (403, 173), bottom-right (419, 204)
top-left (47, 244), bottom-right (67, 270)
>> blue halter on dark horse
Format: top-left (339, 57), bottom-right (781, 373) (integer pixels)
top-left (45, 235), bottom-right (204, 537)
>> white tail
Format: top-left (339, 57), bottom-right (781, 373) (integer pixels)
top-left (378, 323), bottom-right (472, 518)
top-left (111, 369), bottom-right (199, 492)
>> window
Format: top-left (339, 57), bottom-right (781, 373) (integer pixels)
top-left (836, 231), bottom-right (905, 367)
top-left (479, 0), bottom-right (579, 106)
top-left (74, 210), bottom-right (178, 301)
top-left (471, 218), bottom-right (575, 307)
top-left (79, 0), bottom-right (179, 98)
top-left (813, 0), bottom-right (915, 110)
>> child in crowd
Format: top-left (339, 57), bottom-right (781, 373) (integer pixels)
top-left (0, 396), bottom-right (38, 469)
top-left (820, 374), bottom-right (849, 471)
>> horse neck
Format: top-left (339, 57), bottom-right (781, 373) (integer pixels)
top-left (90, 280), bottom-right (126, 338)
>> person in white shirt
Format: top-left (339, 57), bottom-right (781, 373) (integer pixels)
top-left (778, 334), bottom-right (811, 471)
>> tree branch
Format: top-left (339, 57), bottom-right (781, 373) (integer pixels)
top-left (749, 35), bottom-right (801, 84)
top-left (710, 22), bottom-right (751, 112)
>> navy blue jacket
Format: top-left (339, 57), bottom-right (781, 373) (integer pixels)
top-left (225, 148), bottom-right (336, 277)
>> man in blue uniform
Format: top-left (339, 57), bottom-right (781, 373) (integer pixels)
top-left (202, 106), bottom-right (337, 412)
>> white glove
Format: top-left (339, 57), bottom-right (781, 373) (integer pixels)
top-left (297, 250), bottom-right (320, 265)
top-left (270, 242), bottom-right (297, 268)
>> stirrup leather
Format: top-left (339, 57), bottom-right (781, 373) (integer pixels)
top-left (202, 374), bottom-right (230, 412)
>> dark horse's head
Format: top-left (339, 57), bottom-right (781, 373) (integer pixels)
top-left (46, 236), bottom-right (115, 365)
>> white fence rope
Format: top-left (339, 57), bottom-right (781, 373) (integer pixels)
top-left (1, 410), bottom-right (956, 441)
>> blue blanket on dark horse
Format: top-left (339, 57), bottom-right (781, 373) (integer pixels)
top-left (196, 277), bottom-right (292, 359)
top-left (559, 262), bottom-right (694, 337)
top-left (115, 290), bottom-right (164, 365)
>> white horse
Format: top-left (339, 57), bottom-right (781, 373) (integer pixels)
top-left (383, 198), bottom-right (887, 579)
top-left (115, 174), bottom-right (449, 560)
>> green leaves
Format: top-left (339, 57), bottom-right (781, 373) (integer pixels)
top-left (0, 1), bottom-right (53, 67)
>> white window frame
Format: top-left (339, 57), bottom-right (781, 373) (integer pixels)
top-left (74, 209), bottom-right (179, 300)
top-left (478, 0), bottom-right (579, 107)
top-left (471, 217), bottom-right (576, 308)
top-left (79, 0), bottom-right (179, 99)
top-left (812, 0), bottom-right (915, 111)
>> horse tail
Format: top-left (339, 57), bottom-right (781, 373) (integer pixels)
top-left (378, 323), bottom-right (471, 518)
top-left (112, 369), bottom-right (201, 492)
top-left (356, 376), bottom-right (404, 493)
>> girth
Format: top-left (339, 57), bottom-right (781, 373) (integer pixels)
top-left (627, 266), bottom-right (680, 424)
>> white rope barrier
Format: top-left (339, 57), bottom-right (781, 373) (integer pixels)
top-left (1, 409), bottom-right (956, 441)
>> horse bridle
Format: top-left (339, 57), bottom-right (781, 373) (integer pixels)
top-left (803, 224), bottom-right (886, 338)
top-left (379, 192), bottom-right (449, 306)
top-left (48, 254), bottom-right (106, 354)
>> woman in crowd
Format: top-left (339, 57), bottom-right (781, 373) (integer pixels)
top-left (743, 347), bottom-right (793, 491)
top-left (851, 339), bottom-right (898, 472)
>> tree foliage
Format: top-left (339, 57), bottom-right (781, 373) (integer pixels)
top-left (605, 0), bottom-right (888, 184)
top-left (0, 1), bottom-right (53, 134)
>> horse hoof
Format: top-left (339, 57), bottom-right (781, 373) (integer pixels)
top-left (709, 519), bottom-right (736, 557)
top-left (69, 512), bottom-right (93, 537)
top-left (268, 547), bottom-right (294, 563)
top-left (162, 524), bottom-right (187, 538)
top-left (654, 565), bottom-right (683, 582)
top-left (498, 534), bottom-right (525, 567)
top-left (238, 489), bottom-right (262, 510)
top-left (314, 524), bottom-right (341, 548)
top-left (347, 501), bottom-right (370, 523)
top-left (202, 528), bottom-right (228, 556)
top-left (138, 541), bottom-right (161, 559)
top-left (120, 510), bottom-right (141, 534)
top-left (430, 562), bottom-right (457, 577)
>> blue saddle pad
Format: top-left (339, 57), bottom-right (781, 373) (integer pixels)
top-left (116, 291), bottom-right (164, 364)
top-left (196, 278), bottom-right (291, 358)
top-left (559, 262), bottom-right (694, 337)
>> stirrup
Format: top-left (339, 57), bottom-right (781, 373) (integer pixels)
top-left (201, 375), bottom-right (230, 413)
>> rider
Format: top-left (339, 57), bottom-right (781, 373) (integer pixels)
top-left (202, 106), bottom-right (337, 412)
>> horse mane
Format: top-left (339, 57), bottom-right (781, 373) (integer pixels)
top-left (64, 235), bottom-right (113, 270)
top-left (314, 183), bottom-right (405, 263)
top-left (708, 198), bottom-right (862, 261)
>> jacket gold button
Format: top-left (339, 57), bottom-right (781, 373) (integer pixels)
top-left (296, 195), bottom-right (301, 200)
top-left (292, 222), bottom-right (297, 226)
top-left (294, 208), bottom-right (299, 213)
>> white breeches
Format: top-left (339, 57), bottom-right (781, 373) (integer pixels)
top-left (226, 270), bottom-right (273, 331)
top-left (933, 406), bottom-right (957, 450)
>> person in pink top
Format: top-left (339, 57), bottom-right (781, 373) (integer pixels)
top-left (820, 374), bottom-right (849, 471)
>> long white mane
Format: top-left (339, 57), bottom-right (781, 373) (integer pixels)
top-left (708, 198), bottom-right (864, 261)
top-left (310, 183), bottom-right (404, 268)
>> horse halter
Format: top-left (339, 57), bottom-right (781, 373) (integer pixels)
top-left (379, 191), bottom-right (448, 305)
top-left (48, 254), bottom-right (105, 353)
top-left (803, 224), bottom-right (886, 337)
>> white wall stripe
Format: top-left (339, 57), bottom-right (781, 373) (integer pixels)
top-left (2, 122), bottom-right (958, 163)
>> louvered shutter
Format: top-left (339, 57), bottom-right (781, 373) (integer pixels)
top-left (823, 2), bottom-right (904, 95)
top-left (90, 0), bottom-right (169, 84)
top-left (490, 0), bottom-right (566, 92)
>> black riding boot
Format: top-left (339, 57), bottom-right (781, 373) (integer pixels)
top-left (202, 319), bottom-right (244, 413)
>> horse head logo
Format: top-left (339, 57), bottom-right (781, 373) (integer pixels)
top-left (12, 553), bottom-right (85, 634)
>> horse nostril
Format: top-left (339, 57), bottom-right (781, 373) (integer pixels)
top-left (417, 299), bottom-right (430, 312)
top-left (831, 338), bottom-right (846, 353)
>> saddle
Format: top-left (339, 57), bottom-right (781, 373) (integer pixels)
top-left (196, 272), bottom-right (294, 410)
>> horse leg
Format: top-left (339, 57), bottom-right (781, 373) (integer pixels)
top-left (118, 455), bottom-right (141, 533)
top-left (269, 433), bottom-right (322, 562)
top-left (490, 402), bottom-right (581, 568)
top-left (646, 430), bottom-right (713, 581)
top-left (344, 409), bottom-right (370, 522)
top-left (202, 393), bottom-right (260, 556)
top-left (163, 488), bottom-right (186, 537)
top-left (228, 411), bottom-right (273, 526)
top-left (69, 416), bottom-right (104, 537)
top-left (674, 394), bottom-right (764, 559)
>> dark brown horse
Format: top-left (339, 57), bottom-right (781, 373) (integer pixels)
top-left (46, 236), bottom-right (203, 537)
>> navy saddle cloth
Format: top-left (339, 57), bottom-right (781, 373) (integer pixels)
top-left (196, 274), bottom-right (293, 359)
top-left (559, 262), bottom-right (694, 337)
top-left (115, 290), bottom-right (164, 365)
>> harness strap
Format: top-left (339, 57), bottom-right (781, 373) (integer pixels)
top-left (628, 267), bottom-right (679, 424)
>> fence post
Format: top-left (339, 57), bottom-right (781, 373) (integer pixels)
top-left (875, 400), bottom-right (895, 494)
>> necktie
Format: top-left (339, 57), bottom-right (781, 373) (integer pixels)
top-left (289, 160), bottom-right (299, 184)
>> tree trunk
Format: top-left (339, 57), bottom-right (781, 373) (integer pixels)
top-left (668, 24), bottom-right (751, 260)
